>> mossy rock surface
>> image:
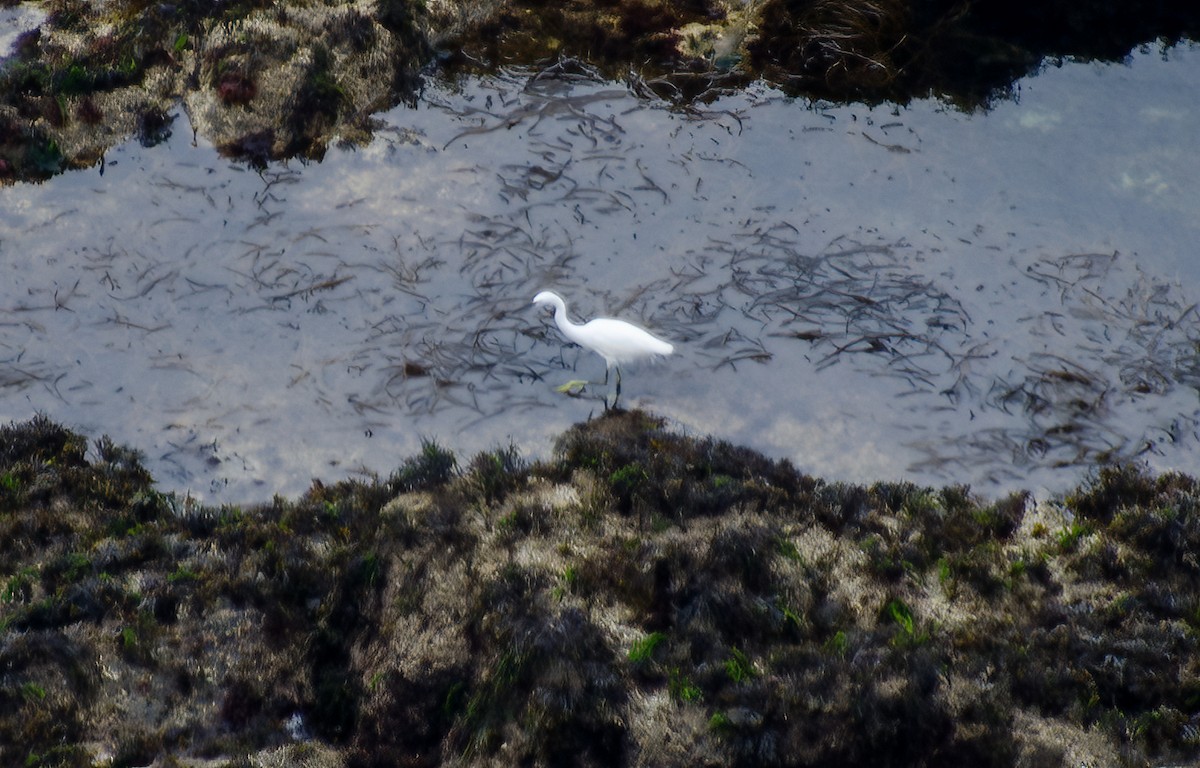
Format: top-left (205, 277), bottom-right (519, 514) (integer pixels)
top-left (1, 411), bottom-right (1199, 766)
top-left (0, 0), bottom-right (428, 180)
top-left (2, 0), bottom-right (1198, 180)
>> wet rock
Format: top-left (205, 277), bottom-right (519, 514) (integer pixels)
top-left (1, 412), bottom-right (1199, 766)
top-left (1, 0), bottom-right (1198, 180)
top-left (186, 1), bottom-right (421, 162)
top-left (0, 0), bottom-right (427, 179)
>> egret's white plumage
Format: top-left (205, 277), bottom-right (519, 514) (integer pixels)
top-left (533, 290), bottom-right (673, 407)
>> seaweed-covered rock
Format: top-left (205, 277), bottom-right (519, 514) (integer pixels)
top-left (3, 0), bottom-right (1198, 180)
top-left (187, 0), bottom-right (425, 164)
top-left (1, 413), bottom-right (1199, 766)
top-left (0, 0), bottom-right (428, 179)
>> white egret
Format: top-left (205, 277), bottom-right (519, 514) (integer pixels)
top-left (532, 290), bottom-right (674, 409)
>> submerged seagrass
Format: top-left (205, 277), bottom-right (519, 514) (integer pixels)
top-left (1, 412), bottom-right (1198, 766)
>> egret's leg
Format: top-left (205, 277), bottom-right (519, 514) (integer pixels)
top-left (613, 367), bottom-right (622, 409)
top-left (599, 366), bottom-right (614, 410)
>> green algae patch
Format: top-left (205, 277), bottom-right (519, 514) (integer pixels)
top-left (1, 412), bottom-right (1199, 766)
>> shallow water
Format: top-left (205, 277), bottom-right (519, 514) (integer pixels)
top-left (2, 45), bottom-right (1199, 502)
top-left (0, 5), bottom-right (44, 59)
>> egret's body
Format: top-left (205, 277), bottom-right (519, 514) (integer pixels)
top-left (533, 290), bottom-right (673, 408)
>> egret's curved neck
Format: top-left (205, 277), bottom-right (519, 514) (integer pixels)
top-left (550, 296), bottom-right (577, 336)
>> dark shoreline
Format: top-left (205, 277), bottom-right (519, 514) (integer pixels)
top-left (2, 412), bottom-right (1198, 766)
top-left (1, 0), bottom-right (1198, 182)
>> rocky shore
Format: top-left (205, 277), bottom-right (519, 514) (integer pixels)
top-left (1, 412), bottom-right (1198, 766)
top-left (1, 0), bottom-right (1198, 181)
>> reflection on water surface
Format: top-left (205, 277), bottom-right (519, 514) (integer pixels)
top-left (2, 46), bottom-right (1199, 501)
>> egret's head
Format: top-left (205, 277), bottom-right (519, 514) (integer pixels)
top-left (532, 291), bottom-right (560, 309)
